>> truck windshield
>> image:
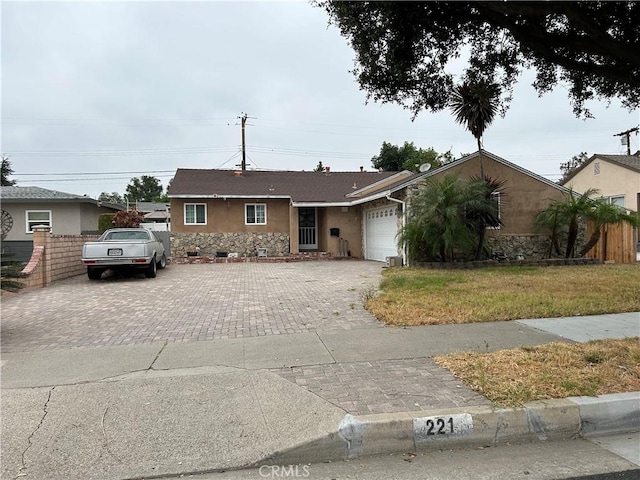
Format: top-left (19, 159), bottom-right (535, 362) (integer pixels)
top-left (103, 231), bottom-right (150, 241)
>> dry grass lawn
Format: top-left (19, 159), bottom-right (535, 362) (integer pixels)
top-left (367, 264), bottom-right (640, 326)
top-left (434, 338), bottom-right (640, 407)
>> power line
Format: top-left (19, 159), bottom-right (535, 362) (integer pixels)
top-left (16, 170), bottom-right (176, 177)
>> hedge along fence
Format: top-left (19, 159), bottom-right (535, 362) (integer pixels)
top-left (20, 226), bottom-right (98, 289)
top-left (98, 213), bottom-right (115, 234)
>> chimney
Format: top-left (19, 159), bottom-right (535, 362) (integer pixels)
top-left (360, 166), bottom-right (364, 172)
top-left (325, 166), bottom-right (331, 174)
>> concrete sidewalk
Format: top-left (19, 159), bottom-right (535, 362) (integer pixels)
top-left (1, 312), bottom-right (638, 480)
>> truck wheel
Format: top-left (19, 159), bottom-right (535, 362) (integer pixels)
top-left (87, 267), bottom-right (103, 280)
top-left (145, 257), bottom-right (157, 278)
top-left (157, 253), bottom-right (167, 270)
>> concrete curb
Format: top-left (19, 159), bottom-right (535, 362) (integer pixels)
top-left (260, 392), bottom-right (640, 467)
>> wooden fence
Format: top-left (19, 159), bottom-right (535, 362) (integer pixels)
top-left (584, 221), bottom-right (637, 264)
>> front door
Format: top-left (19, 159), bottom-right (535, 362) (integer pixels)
top-left (298, 207), bottom-right (317, 249)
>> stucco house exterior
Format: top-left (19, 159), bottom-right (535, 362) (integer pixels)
top-left (412, 151), bottom-right (569, 259)
top-left (0, 186), bottom-right (124, 261)
top-left (561, 153), bottom-right (640, 212)
top-left (168, 167), bottom-right (424, 262)
top-left (168, 152), bottom-right (571, 262)
top-left (562, 152), bottom-right (640, 260)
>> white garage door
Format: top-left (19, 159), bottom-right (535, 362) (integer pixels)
top-left (365, 206), bottom-right (399, 262)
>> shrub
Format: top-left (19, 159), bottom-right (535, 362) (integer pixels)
top-left (112, 210), bottom-right (145, 228)
top-left (98, 214), bottom-right (115, 233)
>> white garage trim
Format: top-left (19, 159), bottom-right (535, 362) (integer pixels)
top-left (364, 205), bottom-right (400, 262)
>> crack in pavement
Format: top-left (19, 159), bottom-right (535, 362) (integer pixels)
top-left (148, 341), bottom-right (168, 370)
top-left (17, 386), bottom-right (55, 479)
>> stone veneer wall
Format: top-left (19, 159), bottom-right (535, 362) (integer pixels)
top-left (485, 227), bottom-right (587, 261)
top-left (171, 232), bottom-right (290, 257)
top-left (485, 234), bottom-right (551, 260)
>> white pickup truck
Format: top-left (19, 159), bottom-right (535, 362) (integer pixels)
top-left (82, 228), bottom-right (166, 280)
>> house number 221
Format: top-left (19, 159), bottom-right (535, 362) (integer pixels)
top-left (414, 413), bottom-right (473, 442)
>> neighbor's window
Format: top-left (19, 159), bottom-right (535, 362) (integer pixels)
top-left (245, 203), bottom-right (266, 225)
top-left (26, 210), bottom-right (52, 233)
top-left (608, 195), bottom-right (625, 208)
top-left (184, 203), bottom-right (206, 225)
top-left (594, 162), bottom-right (600, 175)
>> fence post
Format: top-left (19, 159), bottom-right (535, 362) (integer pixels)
top-left (32, 225), bottom-right (52, 286)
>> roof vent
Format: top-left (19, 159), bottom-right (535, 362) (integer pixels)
top-left (352, 183), bottom-right (357, 189)
top-left (234, 171), bottom-right (242, 177)
top-left (325, 166), bottom-right (331, 174)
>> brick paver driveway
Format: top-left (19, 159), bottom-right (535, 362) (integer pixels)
top-left (1, 260), bottom-right (492, 416)
top-left (0, 261), bottom-right (384, 353)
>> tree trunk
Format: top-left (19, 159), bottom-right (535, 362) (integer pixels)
top-left (565, 218), bottom-right (579, 258)
top-left (579, 227), bottom-right (602, 257)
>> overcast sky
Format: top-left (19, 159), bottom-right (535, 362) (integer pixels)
top-left (2, 1), bottom-right (639, 200)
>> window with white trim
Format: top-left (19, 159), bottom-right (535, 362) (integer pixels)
top-left (486, 193), bottom-right (501, 229)
top-left (245, 203), bottom-right (266, 225)
top-left (608, 195), bottom-right (625, 208)
top-left (184, 203), bottom-right (206, 225)
top-left (26, 210), bottom-right (52, 233)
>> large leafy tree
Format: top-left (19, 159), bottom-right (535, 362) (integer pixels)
top-left (1, 156), bottom-right (16, 186)
top-left (98, 192), bottom-right (125, 205)
top-left (318, 2), bottom-right (640, 117)
top-left (372, 142), bottom-right (452, 172)
top-left (559, 152), bottom-right (589, 184)
top-left (125, 176), bottom-right (163, 203)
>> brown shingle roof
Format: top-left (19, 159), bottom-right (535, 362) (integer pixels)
top-left (168, 169), bottom-right (414, 203)
top-left (596, 154), bottom-right (640, 173)
top-left (562, 153), bottom-right (640, 184)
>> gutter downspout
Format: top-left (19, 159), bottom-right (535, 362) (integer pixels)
top-left (386, 194), bottom-right (407, 267)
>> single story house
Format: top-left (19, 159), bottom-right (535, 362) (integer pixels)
top-left (0, 186), bottom-right (124, 261)
top-left (422, 150), bottom-right (568, 259)
top-left (168, 167), bottom-right (423, 261)
top-left (168, 151), bottom-right (570, 262)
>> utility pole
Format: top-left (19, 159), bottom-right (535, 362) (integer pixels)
top-left (239, 113), bottom-right (248, 173)
top-left (613, 126), bottom-right (639, 155)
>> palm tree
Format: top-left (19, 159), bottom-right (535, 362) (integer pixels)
top-left (449, 80), bottom-right (500, 178)
top-left (465, 176), bottom-right (506, 260)
top-left (556, 188), bottom-right (600, 258)
top-left (579, 201), bottom-right (640, 257)
top-left (399, 174), bottom-right (494, 262)
top-left (535, 202), bottom-right (564, 257)
top-left (449, 81), bottom-right (500, 152)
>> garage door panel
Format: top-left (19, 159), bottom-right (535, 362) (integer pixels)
top-left (365, 206), bottom-right (399, 262)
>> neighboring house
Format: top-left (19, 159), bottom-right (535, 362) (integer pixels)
top-left (135, 201), bottom-right (171, 225)
top-left (168, 167), bottom-right (422, 261)
top-left (419, 151), bottom-right (568, 259)
top-left (562, 153), bottom-right (640, 212)
top-left (562, 152), bottom-right (640, 260)
top-left (0, 186), bottom-right (124, 262)
top-left (168, 152), bottom-right (569, 262)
